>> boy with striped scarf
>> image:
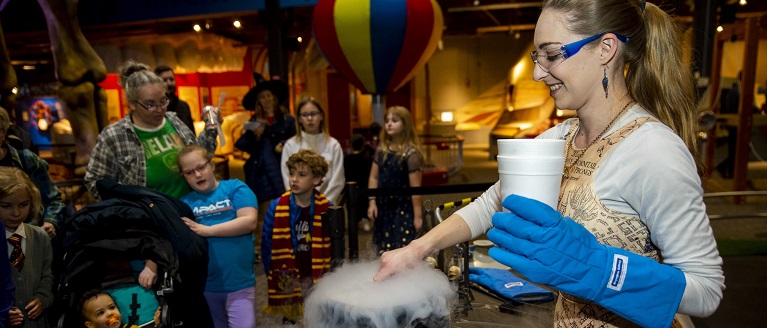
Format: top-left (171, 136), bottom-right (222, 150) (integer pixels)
top-left (260, 149), bottom-right (332, 323)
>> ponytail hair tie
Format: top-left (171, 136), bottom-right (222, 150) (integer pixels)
top-left (641, 0), bottom-right (646, 12)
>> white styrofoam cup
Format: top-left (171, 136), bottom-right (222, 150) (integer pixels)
top-left (496, 139), bottom-right (565, 209)
top-left (496, 156), bottom-right (566, 175)
top-left (497, 138), bottom-right (565, 158)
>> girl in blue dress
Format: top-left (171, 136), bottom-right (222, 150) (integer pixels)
top-left (366, 106), bottom-right (423, 253)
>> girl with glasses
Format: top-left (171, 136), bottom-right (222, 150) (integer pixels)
top-left (177, 145), bottom-right (258, 328)
top-left (374, 1), bottom-right (724, 327)
top-left (280, 98), bottom-right (345, 206)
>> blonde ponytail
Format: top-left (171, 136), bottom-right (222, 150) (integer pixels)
top-left (626, 3), bottom-right (701, 174)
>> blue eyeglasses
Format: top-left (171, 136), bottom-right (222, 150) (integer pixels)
top-left (530, 33), bottom-right (629, 73)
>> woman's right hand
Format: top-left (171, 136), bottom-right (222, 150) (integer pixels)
top-left (373, 240), bottom-right (428, 282)
top-left (367, 200), bottom-right (378, 221)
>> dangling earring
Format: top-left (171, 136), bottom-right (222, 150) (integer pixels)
top-left (602, 65), bottom-right (609, 98)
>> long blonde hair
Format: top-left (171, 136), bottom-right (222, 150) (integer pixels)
top-left (0, 166), bottom-right (44, 224)
top-left (543, 0), bottom-right (702, 174)
top-left (380, 106), bottom-right (421, 158)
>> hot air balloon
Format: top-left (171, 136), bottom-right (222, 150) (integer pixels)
top-left (313, 0), bottom-right (443, 122)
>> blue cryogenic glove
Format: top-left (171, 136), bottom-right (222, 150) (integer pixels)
top-left (487, 194), bottom-right (686, 328)
top-left (469, 267), bottom-right (554, 303)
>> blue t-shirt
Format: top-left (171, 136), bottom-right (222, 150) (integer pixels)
top-left (181, 179), bottom-right (258, 292)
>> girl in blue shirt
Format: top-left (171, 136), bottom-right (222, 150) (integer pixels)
top-left (177, 146), bottom-right (258, 328)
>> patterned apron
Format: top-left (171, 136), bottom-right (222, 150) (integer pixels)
top-left (555, 117), bottom-right (681, 328)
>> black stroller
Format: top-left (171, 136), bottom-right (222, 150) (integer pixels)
top-left (50, 178), bottom-right (213, 327)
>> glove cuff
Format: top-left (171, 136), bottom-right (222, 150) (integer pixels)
top-left (597, 247), bottom-right (686, 328)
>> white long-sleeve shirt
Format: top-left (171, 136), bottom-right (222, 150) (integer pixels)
top-left (281, 132), bottom-right (345, 205)
top-left (456, 105), bottom-right (724, 317)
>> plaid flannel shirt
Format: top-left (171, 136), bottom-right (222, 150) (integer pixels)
top-left (4, 142), bottom-right (65, 227)
top-left (84, 112), bottom-right (217, 200)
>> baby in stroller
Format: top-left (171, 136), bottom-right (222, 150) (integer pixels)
top-left (78, 289), bottom-right (161, 328)
top-left (50, 178), bottom-right (213, 328)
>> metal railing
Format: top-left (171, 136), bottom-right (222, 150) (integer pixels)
top-left (704, 190), bottom-right (767, 220)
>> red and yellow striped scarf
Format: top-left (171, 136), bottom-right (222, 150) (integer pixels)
top-left (264, 190), bottom-right (331, 320)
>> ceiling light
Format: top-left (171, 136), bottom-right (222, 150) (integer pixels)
top-left (717, 25), bottom-right (723, 32)
top-left (205, 20), bottom-right (212, 30)
top-left (297, 36), bottom-right (303, 43)
top-left (22, 65), bottom-right (35, 70)
top-left (233, 20), bottom-right (242, 28)
top-left (473, 0), bottom-right (480, 6)
top-left (739, 0), bottom-right (747, 5)
top-left (193, 24), bottom-right (202, 32)
top-left (11, 87), bottom-right (17, 94)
